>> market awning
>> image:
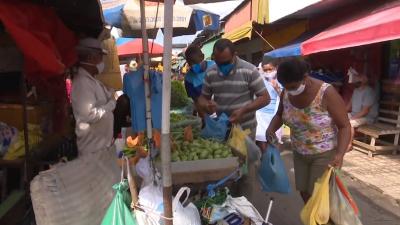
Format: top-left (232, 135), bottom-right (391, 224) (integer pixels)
top-left (265, 30), bottom-right (321, 58)
top-left (302, 1), bottom-right (400, 55)
top-left (222, 21), bottom-right (252, 43)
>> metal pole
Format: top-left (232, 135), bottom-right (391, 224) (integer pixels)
top-left (20, 73), bottom-right (30, 185)
top-left (162, 0), bottom-right (174, 224)
top-left (139, 0), bottom-right (153, 142)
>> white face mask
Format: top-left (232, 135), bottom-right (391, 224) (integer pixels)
top-left (264, 71), bottom-right (277, 80)
top-left (288, 83), bottom-right (306, 96)
top-left (96, 61), bottom-right (105, 74)
top-left (81, 61), bottom-right (105, 74)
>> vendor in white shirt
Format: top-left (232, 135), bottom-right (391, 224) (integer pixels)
top-left (346, 67), bottom-right (378, 151)
top-left (71, 38), bottom-right (118, 156)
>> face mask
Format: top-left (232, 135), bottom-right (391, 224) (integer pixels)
top-left (81, 61), bottom-right (105, 74)
top-left (288, 83), bottom-right (306, 96)
top-left (96, 61), bottom-right (105, 74)
top-left (191, 63), bottom-right (203, 74)
top-left (218, 63), bottom-right (234, 76)
top-left (264, 71), bottom-right (277, 80)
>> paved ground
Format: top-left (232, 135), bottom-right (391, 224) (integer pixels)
top-left (246, 150), bottom-right (400, 225)
top-left (343, 150), bottom-right (400, 202)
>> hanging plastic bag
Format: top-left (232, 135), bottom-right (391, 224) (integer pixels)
top-left (100, 181), bottom-right (137, 225)
top-left (258, 145), bottom-right (291, 194)
top-left (245, 135), bottom-right (261, 162)
top-left (335, 172), bottom-right (360, 216)
top-left (330, 170), bottom-right (363, 225)
top-left (201, 113), bottom-right (229, 141)
top-left (300, 167), bottom-right (332, 225)
top-left (227, 124), bottom-right (250, 158)
top-left (172, 187), bottom-right (202, 225)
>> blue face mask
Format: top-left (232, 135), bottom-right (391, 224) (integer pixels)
top-left (218, 63), bottom-right (234, 76)
top-left (191, 63), bottom-right (203, 74)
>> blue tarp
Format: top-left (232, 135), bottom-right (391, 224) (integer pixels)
top-left (264, 30), bottom-right (322, 58)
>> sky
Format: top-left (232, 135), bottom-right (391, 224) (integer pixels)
top-left (154, 0), bottom-right (245, 45)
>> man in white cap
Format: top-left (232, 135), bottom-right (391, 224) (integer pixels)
top-left (71, 37), bottom-right (118, 156)
top-left (347, 67), bottom-right (378, 151)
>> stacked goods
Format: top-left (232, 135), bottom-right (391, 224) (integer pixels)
top-left (171, 126), bottom-right (233, 162)
top-left (171, 80), bottom-right (190, 109)
top-left (170, 113), bottom-right (201, 129)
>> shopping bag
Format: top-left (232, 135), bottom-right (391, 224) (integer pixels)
top-left (258, 145), bottom-right (291, 194)
top-left (245, 135), bottom-right (261, 162)
top-left (227, 124), bottom-right (251, 158)
top-left (201, 113), bottom-right (229, 141)
top-left (224, 195), bottom-right (265, 225)
top-left (330, 170), bottom-right (363, 225)
top-left (335, 173), bottom-right (359, 216)
top-left (100, 181), bottom-right (137, 225)
top-left (300, 167), bottom-right (332, 225)
top-left (172, 187), bottom-right (202, 225)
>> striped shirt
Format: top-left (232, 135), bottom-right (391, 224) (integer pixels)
top-left (202, 57), bottom-right (267, 130)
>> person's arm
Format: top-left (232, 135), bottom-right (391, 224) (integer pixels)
top-left (346, 98), bottom-right (352, 112)
top-left (71, 79), bottom-right (116, 124)
top-left (198, 74), bottom-right (217, 114)
top-left (324, 86), bottom-right (351, 168)
top-left (351, 106), bottom-right (371, 120)
top-left (230, 69), bottom-right (271, 123)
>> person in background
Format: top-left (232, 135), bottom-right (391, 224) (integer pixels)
top-left (184, 45), bottom-right (215, 117)
top-left (255, 59), bottom-right (282, 151)
top-left (346, 67), bottom-right (378, 151)
top-left (198, 39), bottom-right (270, 138)
top-left (71, 38), bottom-right (118, 156)
top-left (266, 58), bottom-right (351, 203)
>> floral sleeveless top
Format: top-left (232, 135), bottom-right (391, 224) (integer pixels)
top-left (282, 83), bottom-right (337, 155)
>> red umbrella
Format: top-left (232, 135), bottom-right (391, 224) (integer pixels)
top-left (117, 38), bottom-right (163, 57)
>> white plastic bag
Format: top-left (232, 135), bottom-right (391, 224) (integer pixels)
top-left (225, 196), bottom-right (264, 225)
top-left (136, 156), bottom-right (153, 187)
top-left (172, 187), bottom-right (202, 225)
top-left (245, 136), bottom-right (261, 163)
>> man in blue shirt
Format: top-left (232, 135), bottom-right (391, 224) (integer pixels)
top-left (184, 45), bottom-right (215, 117)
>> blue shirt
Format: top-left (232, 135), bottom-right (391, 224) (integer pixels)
top-left (184, 60), bottom-right (215, 101)
top-left (258, 79), bottom-right (281, 114)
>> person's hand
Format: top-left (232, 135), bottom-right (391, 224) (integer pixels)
top-left (113, 92), bottom-right (119, 100)
top-left (229, 108), bottom-right (245, 124)
top-left (206, 100), bottom-right (217, 114)
top-left (265, 129), bottom-right (278, 144)
top-left (329, 153), bottom-right (344, 168)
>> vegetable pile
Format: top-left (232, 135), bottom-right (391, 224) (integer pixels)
top-left (171, 139), bottom-right (233, 162)
top-left (171, 80), bottom-right (190, 109)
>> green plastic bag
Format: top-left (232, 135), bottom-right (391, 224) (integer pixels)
top-left (101, 181), bottom-right (137, 225)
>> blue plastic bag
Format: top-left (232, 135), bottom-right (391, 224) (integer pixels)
top-left (150, 70), bottom-right (163, 130)
top-left (258, 145), bottom-right (291, 193)
top-left (201, 113), bottom-right (229, 141)
top-left (123, 68), bottom-right (146, 132)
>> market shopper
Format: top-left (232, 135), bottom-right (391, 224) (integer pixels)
top-left (346, 68), bottom-right (378, 151)
top-left (71, 38), bottom-right (117, 156)
top-left (184, 45), bottom-right (215, 117)
top-left (266, 58), bottom-right (351, 203)
top-left (198, 39), bottom-right (270, 138)
top-left (256, 59), bottom-right (282, 151)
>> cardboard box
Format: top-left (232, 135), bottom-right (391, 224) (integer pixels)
top-left (97, 38), bottom-right (123, 90)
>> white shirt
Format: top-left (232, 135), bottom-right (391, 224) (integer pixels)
top-left (71, 68), bottom-right (116, 156)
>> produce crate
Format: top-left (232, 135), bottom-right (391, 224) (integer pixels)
top-left (156, 157), bottom-right (239, 185)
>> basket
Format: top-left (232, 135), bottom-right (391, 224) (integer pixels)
top-left (31, 148), bottom-right (120, 225)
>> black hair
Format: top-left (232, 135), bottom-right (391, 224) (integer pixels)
top-left (185, 45), bottom-right (203, 64)
top-left (277, 57), bottom-right (310, 85)
top-left (262, 58), bottom-right (280, 67)
top-left (213, 38), bottom-right (236, 55)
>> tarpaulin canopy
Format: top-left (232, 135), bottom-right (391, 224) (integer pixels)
top-left (0, 1), bottom-right (77, 78)
top-left (116, 38), bottom-right (163, 56)
top-left (265, 30), bottom-right (322, 58)
top-left (302, 1), bottom-right (400, 55)
top-left (101, 0), bottom-right (220, 37)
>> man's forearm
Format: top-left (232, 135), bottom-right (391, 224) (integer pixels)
top-left (242, 94), bottom-right (270, 114)
top-left (351, 109), bottom-right (369, 119)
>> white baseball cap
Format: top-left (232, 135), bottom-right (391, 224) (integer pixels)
top-left (77, 37), bottom-right (108, 54)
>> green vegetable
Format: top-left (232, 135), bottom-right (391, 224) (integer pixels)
top-left (171, 81), bottom-right (190, 109)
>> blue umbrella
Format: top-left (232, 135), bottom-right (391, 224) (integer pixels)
top-left (101, 0), bottom-right (220, 37)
